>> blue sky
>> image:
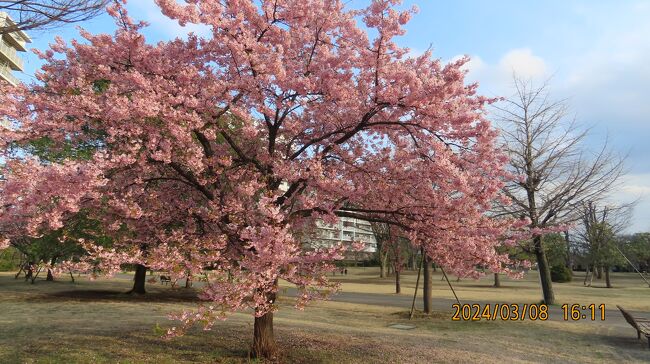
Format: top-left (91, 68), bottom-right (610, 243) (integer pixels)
top-left (12, 0), bottom-right (650, 232)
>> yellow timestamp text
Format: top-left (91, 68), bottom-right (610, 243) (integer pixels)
top-left (561, 304), bottom-right (605, 321)
top-left (451, 303), bottom-right (549, 321)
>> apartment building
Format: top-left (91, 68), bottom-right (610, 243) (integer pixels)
top-left (0, 12), bottom-right (31, 86)
top-left (277, 183), bottom-right (378, 260)
top-left (302, 216), bottom-right (378, 260)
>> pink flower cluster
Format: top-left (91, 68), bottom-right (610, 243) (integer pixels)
top-left (0, 0), bottom-right (532, 334)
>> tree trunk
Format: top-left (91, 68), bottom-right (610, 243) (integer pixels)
top-left (423, 254), bottom-right (432, 314)
top-left (493, 272), bottom-right (501, 288)
top-left (605, 266), bottom-right (612, 288)
top-left (534, 235), bottom-right (555, 304)
top-left (395, 268), bottom-right (401, 294)
top-left (596, 266), bottom-right (603, 279)
top-left (185, 274), bottom-right (192, 288)
top-left (583, 266), bottom-right (591, 286)
top-left (251, 287), bottom-right (278, 360)
top-left (128, 264), bottom-right (147, 294)
top-left (379, 256), bottom-right (386, 278)
top-left (46, 256), bottom-right (56, 281)
top-left (564, 231), bottom-right (572, 270)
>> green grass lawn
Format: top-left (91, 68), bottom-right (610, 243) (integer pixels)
top-left (1, 272), bottom-right (649, 363)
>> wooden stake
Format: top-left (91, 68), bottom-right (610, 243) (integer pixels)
top-left (616, 246), bottom-right (650, 287)
top-left (409, 251), bottom-right (423, 320)
top-left (441, 267), bottom-right (461, 305)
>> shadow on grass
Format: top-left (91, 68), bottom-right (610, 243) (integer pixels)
top-left (462, 284), bottom-right (521, 289)
top-left (42, 288), bottom-right (205, 303)
top-left (329, 277), bottom-right (396, 286)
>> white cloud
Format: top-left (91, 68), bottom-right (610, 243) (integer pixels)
top-left (127, 0), bottom-right (210, 39)
top-left (498, 49), bottom-right (547, 79)
top-left (611, 173), bottom-right (650, 233)
top-left (458, 48), bottom-right (550, 97)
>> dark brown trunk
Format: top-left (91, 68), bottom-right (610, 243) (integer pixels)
top-left (46, 257), bottom-right (56, 281)
top-left (534, 235), bottom-right (555, 304)
top-left (251, 288), bottom-right (277, 360)
top-left (185, 274), bottom-right (192, 288)
top-left (493, 272), bottom-right (501, 288)
top-left (583, 266), bottom-right (591, 286)
top-left (596, 266), bottom-right (603, 279)
top-left (605, 266), bottom-right (612, 288)
top-left (423, 254), bottom-right (432, 314)
top-left (395, 269), bottom-right (401, 294)
top-left (128, 264), bottom-right (147, 294)
top-left (381, 248), bottom-right (390, 278)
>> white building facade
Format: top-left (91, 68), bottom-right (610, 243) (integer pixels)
top-left (302, 216), bottom-right (378, 260)
top-left (0, 12), bottom-right (31, 86)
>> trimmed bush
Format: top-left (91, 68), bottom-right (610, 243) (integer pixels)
top-left (550, 265), bottom-right (572, 283)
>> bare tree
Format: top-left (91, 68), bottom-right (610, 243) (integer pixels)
top-left (370, 221), bottom-right (408, 294)
top-left (0, 0), bottom-right (109, 34)
top-left (370, 221), bottom-right (390, 278)
top-left (494, 77), bottom-right (625, 304)
top-left (577, 201), bottom-right (633, 288)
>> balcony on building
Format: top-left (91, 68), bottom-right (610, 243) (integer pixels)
top-left (0, 12), bottom-right (31, 73)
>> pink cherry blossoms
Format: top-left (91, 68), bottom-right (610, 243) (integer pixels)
top-left (0, 0), bottom-right (527, 334)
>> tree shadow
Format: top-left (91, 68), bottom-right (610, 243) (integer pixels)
top-left (41, 288), bottom-right (204, 303)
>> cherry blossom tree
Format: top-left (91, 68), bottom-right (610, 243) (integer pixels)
top-left (0, 0), bottom-right (526, 359)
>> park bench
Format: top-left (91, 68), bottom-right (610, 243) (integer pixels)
top-left (160, 275), bottom-right (171, 285)
top-left (617, 305), bottom-right (650, 348)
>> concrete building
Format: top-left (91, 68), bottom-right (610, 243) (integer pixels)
top-left (0, 12), bottom-right (31, 86)
top-left (277, 182), bottom-right (378, 260)
top-left (302, 216), bottom-right (378, 260)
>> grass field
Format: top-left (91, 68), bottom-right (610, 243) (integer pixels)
top-left (1, 270), bottom-right (649, 363)
top-left (321, 267), bottom-right (650, 311)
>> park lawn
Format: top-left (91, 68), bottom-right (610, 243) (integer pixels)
top-left (1, 273), bottom-right (649, 363)
top-left (310, 268), bottom-right (650, 311)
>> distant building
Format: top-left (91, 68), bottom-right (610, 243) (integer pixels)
top-left (0, 12), bottom-right (31, 86)
top-left (302, 216), bottom-right (378, 261)
top-left (277, 182), bottom-right (379, 260)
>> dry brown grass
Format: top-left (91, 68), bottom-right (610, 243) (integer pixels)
top-left (1, 272), bottom-right (649, 363)
top-left (304, 267), bottom-right (650, 311)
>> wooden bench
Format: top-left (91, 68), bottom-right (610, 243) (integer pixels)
top-left (617, 305), bottom-right (650, 348)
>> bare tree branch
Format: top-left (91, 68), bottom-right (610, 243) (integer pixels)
top-left (0, 0), bottom-right (109, 34)
top-left (494, 77), bottom-right (626, 229)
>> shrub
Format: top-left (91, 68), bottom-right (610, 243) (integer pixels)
top-left (0, 247), bottom-right (20, 272)
top-left (550, 265), bottom-right (572, 283)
